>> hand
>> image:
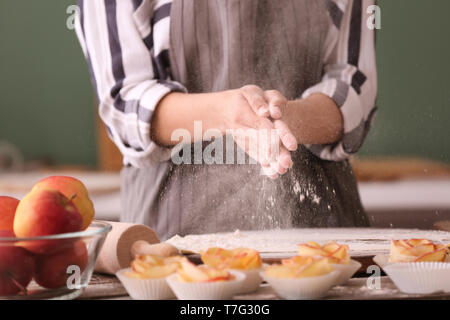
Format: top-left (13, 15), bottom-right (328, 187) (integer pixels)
top-left (220, 85), bottom-right (297, 178)
top-left (239, 86), bottom-right (299, 178)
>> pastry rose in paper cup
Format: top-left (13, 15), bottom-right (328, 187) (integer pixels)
top-left (262, 256), bottom-right (339, 300)
top-left (116, 255), bottom-right (182, 300)
top-left (297, 241), bottom-right (360, 285)
top-left (166, 257), bottom-right (245, 300)
top-left (373, 239), bottom-right (450, 294)
top-left (200, 247), bottom-right (263, 294)
top-left (297, 241), bottom-right (350, 264)
top-left (389, 239), bottom-right (449, 263)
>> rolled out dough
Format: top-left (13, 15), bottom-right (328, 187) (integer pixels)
top-left (167, 228), bottom-right (450, 257)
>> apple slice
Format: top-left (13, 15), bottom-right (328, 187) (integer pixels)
top-left (297, 243), bottom-right (327, 257)
top-left (329, 245), bottom-right (350, 264)
top-left (282, 256), bottom-right (314, 266)
top-left (408, 239), bottom-right (432, 247)
top-left (131, 259), bottom-right (156, 274)
top-left (298, 241), bottom-right (350, 264)
top-left (408, 244), bottom-right (436, 257)
top-left (322, 241), bottom-right (340, 253)
top-left (415, 247), bottom-right (447, 262)
top-left (230, 248), bottom-right (262, 270)
top-left (396, 239), bottom-right (413, 249)
top-left (200, 248), bottom-right (232, 269)
top-left (204, 267), bottom-right (233, 282)
top-left (177, 258), bottom-right (233, 282)
top-left (130, 263), bottom-right (179, 279)
top-left (179, 258), bottom-right (210, 282)
top-left (265, 265), bottom-right (299, 279)
top-left (390, 240), bottom-right (414, 260)
top-left (296, 258), bottom-right (332, 278)
top-left (266, 257), bottom-right (332, 279)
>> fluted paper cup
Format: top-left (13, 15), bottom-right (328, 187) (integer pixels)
top-left (332, 259), bottom-right (362, 286)
top-left (232, 268), bottom-right (263, 294)
top-left (116, 268), bottom-right (175, 300)
top-left (373, 254), bottom-right (390, 268)
top-left (383, 262), bottom-right (450, 294)
top-left (261, 271), bottom-right (339, 300)
top-left (166, 270), bottom-right (245, 300)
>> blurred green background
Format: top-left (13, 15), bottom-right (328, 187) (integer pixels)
top-left (0, 0), bottom-right (449, 168)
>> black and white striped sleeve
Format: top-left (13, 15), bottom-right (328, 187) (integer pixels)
top-left (75, 0), bottom-right (185, 167)
top-left (301, 0), bottom-right (377, 161)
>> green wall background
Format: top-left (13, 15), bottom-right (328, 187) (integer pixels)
top-left (0, 0), bottom-right (449, 167)
top-left (0, 0), bottom-right (97, 167)
top-left (358, 0), bottom-right (450, 163)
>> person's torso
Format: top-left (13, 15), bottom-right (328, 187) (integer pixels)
top-left (120, 0), bottom-right (369, 239)
top-left (169, 0), bottom-right (330, 98)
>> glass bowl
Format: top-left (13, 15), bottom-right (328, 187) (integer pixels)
top-left (0, 220), bottom-right (112, 300)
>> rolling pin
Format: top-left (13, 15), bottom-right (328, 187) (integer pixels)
top-left (94, 221), bottom-right (179, 275)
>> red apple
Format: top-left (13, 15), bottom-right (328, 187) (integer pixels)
top-left (31, 176), bottom-right (95, 230)
top-left (34, 240), bottom-right (88, 289)
top-left (0, 196), bottom-right (20, 231)
top-left (0, 231), bottom-right (35, 296)
top-left (13, 189), bottom-right (83, 254)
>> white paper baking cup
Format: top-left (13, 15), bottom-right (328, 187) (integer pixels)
top-left (373, 254), bottom-right (390, 268)
top-left (332, 259), bottom-right (362, 286)
top-left (374, 254), bottom-right (450, 294)
top-left (166, 270), bottom-right (245, 300)
top-left (116, 268), bottom-right (175, 300)
top-left (384, 262), bottom-right (450, 294)
top-left (261, 270), bottom-right (339, 300)
top-left (232, 268), bottom-right (263, 294)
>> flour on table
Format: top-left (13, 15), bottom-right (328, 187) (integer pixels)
top-left (166, 228), bottom-right (450, 257)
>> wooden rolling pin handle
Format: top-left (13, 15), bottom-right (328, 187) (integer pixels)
top-left (131, 240), bottom-right (180, 258)
top-left (94, 221), bottom-right (160, 275)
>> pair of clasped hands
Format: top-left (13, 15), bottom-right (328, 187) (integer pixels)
top-left (223, 85), bottom-right (298, 179)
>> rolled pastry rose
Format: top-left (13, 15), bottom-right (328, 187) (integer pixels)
top-left (389, 239), bottom-right (449, 263)
top-left (124, 254), bottom-right (182, 279)
top-left (200, 247), bottom-right (262, 270)
top-left (297, 241), bottom-right (350, 264)
top-left (265, 256), bottom-right (332, 278)
top-left (177, 257), bottom-right (234, 282)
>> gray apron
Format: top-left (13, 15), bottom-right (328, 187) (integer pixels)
top-left (121, 0), bottom-right (370, 240)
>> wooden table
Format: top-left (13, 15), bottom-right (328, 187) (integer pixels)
top-left (79, 273), bottom-right (450, 300)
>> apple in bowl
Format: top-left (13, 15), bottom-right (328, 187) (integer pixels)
top-left (13, 189), bottom-right (83, 254)
top-left (0, 231), bottom-right (35, 296)
top-left (31, 176), bottom-right (94, 230)
top-left (0, 196), bottom-right (20, 231)
top-left (34, 240), bottom-right (88, 289)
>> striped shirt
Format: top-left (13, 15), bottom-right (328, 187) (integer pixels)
top-left (75, 0), bottom-right (377, 168)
